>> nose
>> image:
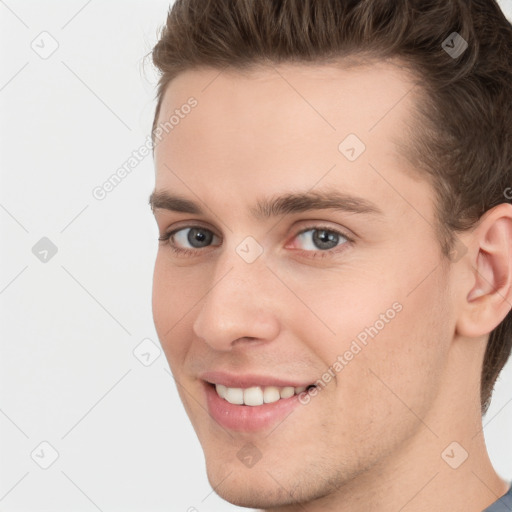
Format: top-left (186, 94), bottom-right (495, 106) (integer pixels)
top-left (192, 249), bottom-right (281, 351)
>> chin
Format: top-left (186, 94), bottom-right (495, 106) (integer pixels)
top-left (205, 464), bottom-right (294, 509)
top-left (203, 453), bottom-right (321, 510)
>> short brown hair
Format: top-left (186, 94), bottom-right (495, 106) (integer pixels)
top-left (150, 0), bottom-right (512, 415)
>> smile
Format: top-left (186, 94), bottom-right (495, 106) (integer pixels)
top-left (201, 375), bottom-right (318, 432)
top-left (213, 383), bottom-right (315, 406)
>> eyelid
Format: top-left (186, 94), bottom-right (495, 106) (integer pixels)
top-left (164, 218), bottom-right (219, 234)
top-left (292, 223), bottom-right (354, 242)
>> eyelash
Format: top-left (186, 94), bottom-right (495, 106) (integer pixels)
top-left (158, 225), bottom-right (353, 259)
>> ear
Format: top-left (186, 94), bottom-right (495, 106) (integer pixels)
top-left (456, 203), bottom-right (512, 338)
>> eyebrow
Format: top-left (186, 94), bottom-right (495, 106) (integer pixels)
top-left (148, 189), bottom-right (384, 219)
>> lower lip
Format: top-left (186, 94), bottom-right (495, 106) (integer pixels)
top-left (203, 382), bottom-right (305, 432)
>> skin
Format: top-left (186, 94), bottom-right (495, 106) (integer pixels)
top-left (150, 60), bottom-right (512, 511)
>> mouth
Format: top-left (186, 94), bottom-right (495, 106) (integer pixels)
top-left (207, 382), bottom-right (317, 406)
top-left (200, 373), bottom-right (318, 432)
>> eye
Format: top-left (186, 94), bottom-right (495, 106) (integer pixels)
top-left (158, 224), bottom-right (352, 258)
top-left (159, 226), bottom-right (220, 255)
top-left (289, 226), bottom-right (350, 253)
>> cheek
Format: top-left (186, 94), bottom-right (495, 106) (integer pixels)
top-left (151, 259), bottom-right (171, 336)
top-left (151, 257), bottom-right (194, 363)
top-left (306, 283), bottom-right (452, 470)
top-left (280, 263), bottom-right (404, 360)
top-left (336, 267), bottom-right (453, 426)
top-left (299, 252), bottom-right (452, 407)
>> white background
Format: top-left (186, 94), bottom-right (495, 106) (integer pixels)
top-left (1, 1), bottom-right (511, 511)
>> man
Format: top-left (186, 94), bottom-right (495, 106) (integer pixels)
top-left (148, 0), bottom-right (512, 510)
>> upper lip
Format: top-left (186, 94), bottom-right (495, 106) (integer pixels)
top-left (200, 371), bottom-right (314, 389)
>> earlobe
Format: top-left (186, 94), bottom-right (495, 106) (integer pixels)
top-left (456, 204), bottom-right (512, 338)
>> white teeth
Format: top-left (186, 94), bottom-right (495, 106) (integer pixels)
top-left (263, 386), bottom-right (281, 404)
top-left (224, 387), bottom-right (244, 405)
top-left (280, 386), bottom-right (295, 399)
top-left (244, 387), bottom-right (264, 406)
top-left (215, 383), bottom-right (311, 405)
top-left (215, 384), bottom-right (227, 399)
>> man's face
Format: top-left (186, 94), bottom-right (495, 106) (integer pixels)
top-left (151, 62), bottom-right (455, 508)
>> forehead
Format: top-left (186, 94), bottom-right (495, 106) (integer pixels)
top-left (153, 60), bottom-right (429, 222)
top-left (155, 59), bottom-right (418, 158)
top-left (156, 58), bottom-right (418, 128)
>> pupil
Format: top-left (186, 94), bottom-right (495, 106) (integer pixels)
top-left (188, 228), bottom-right (213, 248)
top-left (313, 229), bottom-right (338, 250)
